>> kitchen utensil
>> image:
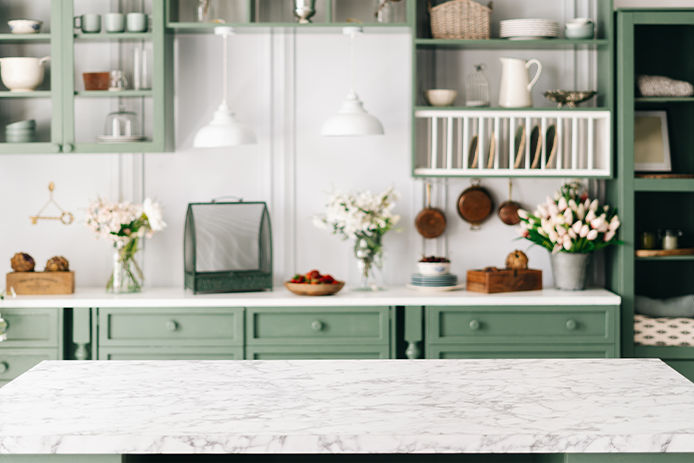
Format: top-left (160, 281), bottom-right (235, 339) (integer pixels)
top-left (457, 180), bottom-right (493, 229)
top-left (500, 18), bottom-right (560, 40)
top-left (284, 281), bottom-right (344, 296)
top-left (565, 18), bottom-right (594, 39)
top-left (104, 13), bottom-right (125, 33)
top-left (126, 13), bottom-right (148, 32)
top-left (0, 57), bottom-right (50, 92)
top-left (530, 125), bottom-right (542, 168)
top-left (513, 125), bottom-right (526, 168)
top-left (469, 135), bottom-right (479, 168)
top-left (109, 70), bottom-right (128, 91)
top-left (497, 179), bottom-right (522, 226)
top-left (425, 89), bottom-right (457, 107)
top-left (294, 0), bottom-right (316, 24)
top-left (465, 64), bottom-right (490, 106)
top-left (411, 273), bottom-right (458, 286)
top-left (83, 72), bottom-right (110, 91)
top-left (102, 106), bottom-right (140, 139)
top-left (545, 124), bottom-right (558, 168)
top-left (499, 57), bottom-right (542, 108)
top-left (417, 261), bottom-right (451, 276)
top-left (74, 14), bottom-right (101, 33)
top-left (544, 90), bottom-right (596, 108)
top-left (6, 119), bottom-right (36, 129)
top-left (415, 182), bottom-right (447, 239)
top-left (8, 19), bottom-right (42, 34)
top-left (486, 132), bottom-right (496, 168)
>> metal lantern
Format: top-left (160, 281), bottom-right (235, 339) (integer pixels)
top-left (184, 201), bottom-right (272, 294)
top-left (465, 64), bottom-right (490, 107)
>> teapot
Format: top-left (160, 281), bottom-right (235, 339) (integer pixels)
top-left (0, 56), bottom-right (50, 92)
top-left (498, 57), bottom-right (542, 108)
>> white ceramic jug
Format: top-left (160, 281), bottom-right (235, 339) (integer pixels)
top-left (498, 57), bottom-right (542, 108)
top-left (0, 57), bottom-right (50, 92)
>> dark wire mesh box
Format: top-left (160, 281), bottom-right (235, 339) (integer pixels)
top-left (184, 201), bottom-right (273, 294)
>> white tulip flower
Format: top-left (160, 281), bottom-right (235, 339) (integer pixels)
top-left (580, 224), bottom-right (590, 238)
top-left (587, 229), bottom-right (599, 241)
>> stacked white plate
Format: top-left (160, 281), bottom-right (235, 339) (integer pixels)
top-left (500, 19), bottom-right (560, 40)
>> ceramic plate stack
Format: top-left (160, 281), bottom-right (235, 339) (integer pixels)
top-left (6, 120), bottom-right (36, 143)
top-left (407, 273), bottom-right (463, 292)
top-left (500, 19), bottom-right (560, 40)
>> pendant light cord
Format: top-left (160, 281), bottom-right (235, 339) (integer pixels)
top-left (222, 30), bottom-right (229, 108)
top-left (349, 30), bottom-right (356, 94)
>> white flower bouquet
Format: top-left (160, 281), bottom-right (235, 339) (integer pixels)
top-left (314, 187), bottom-right (399, 289)
top-left (86, 198), bottom-right (166, 292)
top-left (518, 182), bottom-right (621, 254)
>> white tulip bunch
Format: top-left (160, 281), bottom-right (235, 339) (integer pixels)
top-left (517, 182), bottom-right (620, 254)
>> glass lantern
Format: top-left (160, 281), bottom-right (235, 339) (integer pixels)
top-left (465, 64), bottom-right (490, 107)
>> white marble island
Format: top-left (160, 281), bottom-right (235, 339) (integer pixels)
top-left (1, 359), bottom-right (693, 462)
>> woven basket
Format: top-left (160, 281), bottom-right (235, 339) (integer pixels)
top-left (429, 0), bottom-right (491, 40)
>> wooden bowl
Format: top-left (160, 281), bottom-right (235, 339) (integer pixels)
top-left (284, 281), bottom-right (345, 296)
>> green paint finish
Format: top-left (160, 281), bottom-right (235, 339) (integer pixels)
top-left (0, 308), bottom-right (61, 348)
top-left (566, 454), bottom-right (694, 463)
top-left (634, 178), bottom-right (694, 192)
top-left (665, 360), bottom-right (694, 382)
top-left (98, 346), bottom-right (243, 360)
top-left (246, 307), bottom-right (390, 346)
top-left (428, 344), bottom-right (617, 359)
top-left (98, 308), bottom-right (244, 347)
top-left (0, 457), bottom-right (121, 463)
top-left (247, 344), bottom-right (390, 360)
top-left (415, 38), bottom-right (610, 49)
top-left (0, 348), bottom-right (59, 383)
top-left (427, 306), bottom-right (619, 345)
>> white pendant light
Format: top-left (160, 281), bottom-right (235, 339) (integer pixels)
top-left (322, 27), bottom-right (384, 137)
top-left (194, 27), bottom-right (256, 148)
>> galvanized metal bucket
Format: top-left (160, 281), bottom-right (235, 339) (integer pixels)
top-left (550, 252), bottom-right (590, 291)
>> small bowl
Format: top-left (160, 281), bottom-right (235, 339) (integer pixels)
top-left (426, 89), bottom-right (457, 107)
top-left (8, 19), bottom-right (43, 34)
top-left (6, 119), bottom-right (36, 129)
top-left (417, 262), bottom-right (451, 276)
top-left (82, 72), bottom-right (110, 91)
top-left (285, 281), bottom-right (345, 296)
top-left (565, 24), bottom-right (594, 40)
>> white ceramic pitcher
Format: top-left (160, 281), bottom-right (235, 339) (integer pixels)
top-left (498, 57), bottom-right (542, 108)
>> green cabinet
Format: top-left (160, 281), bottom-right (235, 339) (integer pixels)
top-left (424, 306), bottom-right (620, 360)
top-left (0, 0), bottom-right (173, 154)
top-left (0, 308), bottom-right (62, 386)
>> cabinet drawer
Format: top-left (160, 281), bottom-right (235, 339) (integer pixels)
top-left (427, 344), bottom-right (616, 359)
top-left (99, 346), bottom-right (243, 360)
top-left (0, 308), bottom-right (60, 348)
top-left (247, 307), bottom-right (390, 345)
top-left (98, 307), bottom-right (243, 347)
top-left (247, 344), bottom-right (390, 360)
top-left (0, 349), bottom-right (58, 384)
top-left (428, 306), bottom-right (617, 344)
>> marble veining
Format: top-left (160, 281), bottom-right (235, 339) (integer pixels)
top-left (1, 359), bottom-right (692, 454)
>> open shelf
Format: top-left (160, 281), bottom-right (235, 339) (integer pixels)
top-left (0, 33), bottom-right (51, 42)
top-left (166, 21), bottom-right (407, 32)
top-left (0, 91), bottom-right (51, 98)
top-left (634, 345), bottom-right (694, 359)
top-left (414, 38), bottom-right (609, 49)
top-left (635, 178), bottom-right (694, 192)
top-left (636, 254), bottom-right (694, 262)
top-left (415, 106), bottom-right (606, 112)
top-left (75, 90), bottom-right (153, 98)
top-left (635, 97), bottom-right (694, 104)
top-left (74, 32), bottom-right (152, 41)
top-left (414, 168), bottom-right (611, 178)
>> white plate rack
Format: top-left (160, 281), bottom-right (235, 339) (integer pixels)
top-left (414, 109), bottom-right (611, 178)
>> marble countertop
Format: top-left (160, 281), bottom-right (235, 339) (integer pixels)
top-left (1, 359), bottom-right (692, 454)
top-left (0, 287), bottom-right (621, 308)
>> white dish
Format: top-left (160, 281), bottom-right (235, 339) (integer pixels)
top-left (425, 89), bottom-right (457, 107)
top-left (406, 283), bottom-right (465, 292)
top-left (96, 135), bottom-right (145, 143)
top-left (417, 262), bottom-right (451, 276)
top-left (8, 19), bottom-right (43, 34)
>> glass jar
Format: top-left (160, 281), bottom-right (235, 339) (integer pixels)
top-left (374, 0), bottom-right (406, 23)
top-left (661, 229), bottom-right (683, 250)
top-left (197, 0), bottom-right (216, 22)
top-left (465, 64), bottom-right (490, 107)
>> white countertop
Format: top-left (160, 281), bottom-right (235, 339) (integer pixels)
top-left (0, 359), bottom-right (692, 454)
top-left (0, 287), bottom-right (621, 308)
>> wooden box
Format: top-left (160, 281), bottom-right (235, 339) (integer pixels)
top-left (467, 268), bottom-right (542, 294)
top-left (6, 271), bottom-right (75, 295)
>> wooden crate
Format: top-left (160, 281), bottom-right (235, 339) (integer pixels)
top-left (467, 268), bottom-right (542, 293)
top-left (6, 271), bottom-right (75, 295)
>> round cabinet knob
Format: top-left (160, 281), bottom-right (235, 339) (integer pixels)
top-left (166, 320), bottom-right (179, 332)
top-left (566, 319), bottom-right (578, 331)
top-left (62, 143), bottom-right (74, 153)
top-left (469, 320), bottom-right (481, 331)
top-left (311, 320), bottom-right (324, 331)
top-left (0, 361), bottom-right (9, 374)
top-left (51, 144), bottom-right (62, 153)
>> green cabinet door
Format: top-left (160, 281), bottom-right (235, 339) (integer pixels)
top-left (247, 344), bottom-right (390, 360)
top-left (0, 348), bottom-right (59, 386)
top-left (98, 346), bottom-right (243, 360)
top-left (428, 344), bottom-right (617, 359)
top-left (0, 308), bottom-right (61, 348)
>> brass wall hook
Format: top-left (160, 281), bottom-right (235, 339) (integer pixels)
top-left (30, 182), bottom-right (74, 225)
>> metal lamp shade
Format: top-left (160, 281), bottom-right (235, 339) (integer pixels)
top-left (321, 91), bottom-right (384, 137)
top-left (193, 104), bottom-right (256, 148)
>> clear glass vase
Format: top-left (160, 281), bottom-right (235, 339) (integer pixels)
top-left (353, 234), bottom-right (384, 291)
top-left (374, 0), bottom-right (405, 23)
top-left (107, 238), bottom-right (143, 294)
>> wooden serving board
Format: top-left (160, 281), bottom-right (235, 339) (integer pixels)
top-left (6, 271), bottom-right (74, 295)
top-left (635, 173), bottom-right (694, 179)
top-left (635, 248), bottom-right (694, 257)
top-left (467, 268), bottom-right (542, 294)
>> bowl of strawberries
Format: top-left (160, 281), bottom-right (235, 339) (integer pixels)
top-left (285, 270), bottom-right (345, 296)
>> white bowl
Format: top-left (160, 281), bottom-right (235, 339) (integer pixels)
top-left (417, 262), bottom-right (451, 276)
top-left (0, 57), bottom-right (50, 92)
top-left (426, 89), bottom-right (457, 107)
top-left (8, 19), bottom-right (43, 34)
